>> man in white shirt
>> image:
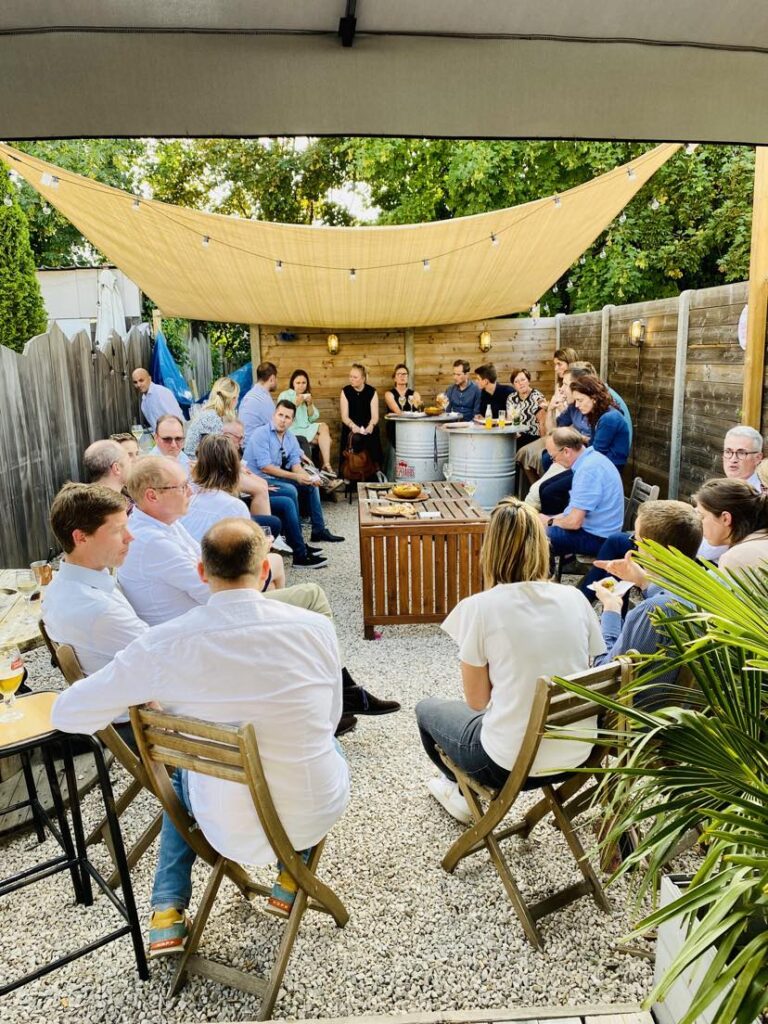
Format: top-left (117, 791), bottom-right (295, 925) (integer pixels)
top-left (149, 414), bottom-right (192, 477)
top-left (132, 367), bottom-right (184, 432)
top-left (52, 517), bottom-right (351, 956)
top-left (118, 457), bottom-right (400, 719)
top-left (82, 440), bottom-right (130, 492)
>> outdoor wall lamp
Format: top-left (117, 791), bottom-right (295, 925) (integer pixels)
top-left (479, 330), bottom-right (492, 353)
top-left (327, 333), bottom-right (339, 355)
top-left (629, 319), bottom-right (646, 346)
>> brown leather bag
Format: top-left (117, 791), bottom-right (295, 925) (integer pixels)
top-left (341, 435), bottom-right (376, 482)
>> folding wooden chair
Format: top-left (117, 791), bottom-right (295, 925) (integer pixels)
top-left (39, 619), bottom-right (162, 890)
top-left (438, 659), bottom-right (633, 950)
top-left (130, 706), bottom-right (349, 1017)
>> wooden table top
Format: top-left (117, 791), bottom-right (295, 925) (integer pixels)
top-left (358, 482), bottom-right (489, 528)
top-left (0, 569), bottom-right (44, 654)
top-left (0, 691), bottom-right (59, 750)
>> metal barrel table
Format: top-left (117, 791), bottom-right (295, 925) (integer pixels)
top-left (386, 413), bottom-right (457, 482)
top-left (444, 423), bottom-right (525, 510)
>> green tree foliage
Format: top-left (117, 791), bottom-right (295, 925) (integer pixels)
top-left (0, 172), bottom-right (47, 352)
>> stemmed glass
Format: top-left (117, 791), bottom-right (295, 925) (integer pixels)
top-left (15, 571), bottom-right (37, 624)
top-left (443, 462), bottom-right (453, 483)
top-left (463, 479), bottom-right (478, 499)
top-left (130, 423), bottom-right (144, 442)
top-left (261, 525), bottom-right (274, 549)
top-left (398, 394), bottom-right (407, 412)
top-left (0, 645), bottom-right (24, 722)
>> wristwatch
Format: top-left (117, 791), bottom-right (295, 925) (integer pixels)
top-left (547, 517), bottom-right (555, 527)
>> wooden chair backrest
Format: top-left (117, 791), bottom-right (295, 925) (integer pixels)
top-left (478, 658), bottom-right (633, 830)
top-left (39, 618), bottom-right (146, 780)
top-left (130, 706), bottom-right (323, 899)
top-left (623, 476), bottom-right (660, 531)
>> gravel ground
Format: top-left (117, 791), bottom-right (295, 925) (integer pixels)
top-left (2, 500), bottom-right (654, 1022)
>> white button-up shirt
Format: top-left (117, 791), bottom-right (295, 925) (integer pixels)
top-left (42, 561), bottom-right (149, 674)
top-left (117, 507), bottom-right (210, 625)
top-left (51, 589), bottom-right (350, 864)
top-left (180, 488), bottom-right (249, 543)
top-left (140, 382), bottom-right (184, 432)
top-left (149, 448), bottom-right (192, 478)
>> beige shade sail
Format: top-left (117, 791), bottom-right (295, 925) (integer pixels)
top-left (1, 3), bottom-right (768, 143)
top-left (0, 142), bottom-right (679, 329)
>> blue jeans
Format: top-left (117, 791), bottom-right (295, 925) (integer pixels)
top-left (267, 491), bottom-right (307, 558)
top-left (415, 698), bottom-right (509, 790)
top-left (251, 512), bottom-right (282, 538)
top-left (546, 524), bottom-right (606, 558)
top-left (151, 769), bottom-right (196, 911)
top-left (270, 479), bottom-right (325, 534)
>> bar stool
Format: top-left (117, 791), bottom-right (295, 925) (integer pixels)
top-left (0, 691), bottom-right (149, 995)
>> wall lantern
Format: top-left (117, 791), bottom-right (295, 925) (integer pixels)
top-left (479, 330), bottom-right (492, 353)
top-left (327, 333), bottom-right (339, 355)
top-left (629, 319), bottom-right (646, 346)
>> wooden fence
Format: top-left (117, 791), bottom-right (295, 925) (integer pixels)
top-left (0, 324), bottom-right (213, 567)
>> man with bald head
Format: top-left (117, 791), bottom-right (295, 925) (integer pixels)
top-left (131, 366), bottom-right (183, 432)
top-left (83, 439), bottom-right (129, 492)
top-left (53, 515), bottom-right (350, 957)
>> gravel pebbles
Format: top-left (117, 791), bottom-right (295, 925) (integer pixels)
top-left (2, 500), bottom-right (654, 1021)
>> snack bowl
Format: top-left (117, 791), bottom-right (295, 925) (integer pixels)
top-left (424, 406), bottom-right (442, 416)
top-left (392, 483), bottom-right (423, 499)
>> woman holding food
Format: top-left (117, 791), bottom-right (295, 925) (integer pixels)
top-left (415, 498), bottom-right (604, 824)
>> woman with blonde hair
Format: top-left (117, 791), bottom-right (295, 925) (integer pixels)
top-left (184, 376), bottom-right (240, 456)
top-left (416, 497), bottom-right (604, 823)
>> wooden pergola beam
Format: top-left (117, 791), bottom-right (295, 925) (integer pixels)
top-left (742, 146), bottom-right (768, 430)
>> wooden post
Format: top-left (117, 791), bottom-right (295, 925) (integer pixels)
top-left (668, 290), bottom-right (692, 499)
top-left (600, 305), bottom-right (613, 381)
top-left (151, 308), bottom-right (162, 338)
top-left (555, 312), bottom-right (565, 348)
top-left (404, 328), bottom-right (415, 387)
top-left (249, 324), bottom-right (261, 371)
top-left (743, 147), bottom-right (768, 430)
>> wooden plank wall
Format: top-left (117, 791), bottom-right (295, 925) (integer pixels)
top-left (561, 283), bottom-right (752, 499)
top-left (260, 320), bottom-right (561, 456)
top-left (0, 325), bottom-right (156, 567)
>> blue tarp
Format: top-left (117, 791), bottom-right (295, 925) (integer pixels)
top-left (231, 362), bottom-right (253, 406)
top-left (150, 331), bottom-right (194, 415)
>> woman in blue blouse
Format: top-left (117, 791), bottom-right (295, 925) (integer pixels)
top-left (569, 375), bottom-right (630, 469)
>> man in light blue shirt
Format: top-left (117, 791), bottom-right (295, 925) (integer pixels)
top-left (132, 367), bottom-right (184, 432)
top-left (240, 361), bottom-right (278, 443)
top-left (244, 400), bottom-right (344, 559)
top-left (541, 427), bottom-right (624, 557)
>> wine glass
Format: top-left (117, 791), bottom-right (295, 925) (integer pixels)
top-left (16, 571), bottom-right (37, 619)
top-left (0, 645), bottom-right (24, 722)
top-left (398, 394), bottom-right (407, 412)
top-left (443, 462), bottom-right (453, 483)
top-left (261, 524), bottom-right (274, 549)
top-left (463, 479), bottom-right (478, 499)
top-left (130, 423), bottom-right (144, 442)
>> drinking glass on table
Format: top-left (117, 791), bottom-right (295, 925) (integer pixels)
top-left (261, 525), bottom-right (274, 548)
top-left (30, 560), bottom-right (52, 588)
top-left (463, 479), bottom-right (478, 499)
top-left (130, 424), bottom-right (144, 442)
top-left (16, 570), bottom-right (37, 609)
top-left (0, 646), bottom-right (24, 722)
top-left (398, 394), bottom-right (407, 412)
top-left (443, 462), bottom-right (453, 483)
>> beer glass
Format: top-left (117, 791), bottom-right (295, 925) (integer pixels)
top-left (0, 646), bottom-right (24, 722)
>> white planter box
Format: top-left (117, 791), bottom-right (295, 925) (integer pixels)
top-left (653, 874), bottom-right (759, 1024)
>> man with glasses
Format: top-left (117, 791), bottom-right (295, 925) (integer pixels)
top-left (722, 426), bottom-right (764, 489)
top-left (244, 400), bottom-right (344, 565)
top-left (150, 414), bottom-right (192, 477)
top-left (131, 367), bottom-right (184, 432)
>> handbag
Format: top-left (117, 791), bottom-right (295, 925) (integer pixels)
top-left (341, 434), bottom-right (376, 482)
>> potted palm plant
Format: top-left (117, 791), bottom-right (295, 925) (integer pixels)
top-left (558, 540), bottom-right (768, 1024)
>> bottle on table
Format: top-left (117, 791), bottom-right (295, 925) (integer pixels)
top-left (484, 404), bottom-right (493, 430)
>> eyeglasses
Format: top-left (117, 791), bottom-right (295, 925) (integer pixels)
top-left (723, 448), bottom-right (761, 460)
top-left (154, 482), bottom-right (191, 493)
top-left (158, 436), bottom-right (184, 444)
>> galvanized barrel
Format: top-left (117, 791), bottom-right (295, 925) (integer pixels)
top-left (447, 428), bottom-right (519, 509)
top-left (394, 418), bottom-right (449, 481)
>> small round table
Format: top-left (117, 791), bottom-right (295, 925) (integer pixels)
top-left (386, 413), bottom-right (458, 482)
top-left (443, 423), bottom-right (525, 510)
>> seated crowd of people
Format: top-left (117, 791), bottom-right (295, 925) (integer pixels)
top-left (42, 357), bottom-right (768, 966)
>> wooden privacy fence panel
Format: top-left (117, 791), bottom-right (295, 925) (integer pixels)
top-left (0, 324), bottom-right (152, 567)
top-left (188, 333), bottom-right (213, 398)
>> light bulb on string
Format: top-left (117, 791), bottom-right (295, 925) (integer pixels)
top-left (619, 212), bottom-right (627, 224)
top-left (40, 173), bottom-right (59, 188)
top-left (490, 233), bottom-right (499, 246)
top-left (3, 194), bottom-right (12, 208)
top-left (275, 260), bottom-right (283, 273)
top-left (650, 197), bottom-right (660, 211)
top-left (131, 198), bottom-right (141, 211)
top-left (349, 268), bottom-right (356, 282)
top-left (422, 259), bottom-right (431, 272)
top-left (627, 167), bottom-right (636, 180)
top-left (553, 197), bottom-right (562, 208)
top-left (202, 235), bottom-right (210, 248)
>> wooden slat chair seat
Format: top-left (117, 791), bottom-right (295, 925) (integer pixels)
top-left (555, 476), bottom-right (661, 582)
top-left (130, 706), bottom-right (348, 1016)
top-left (39, 619), bottom-right (162, 889)
top-left (437, 659), bottom-right (633, 950)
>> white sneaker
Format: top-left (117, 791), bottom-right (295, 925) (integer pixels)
top-left (426, 775), bottom-right (472, 825)
top-left (271, 535), bottom-right (292, 555)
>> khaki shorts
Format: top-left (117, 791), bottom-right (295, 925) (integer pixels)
top-left (516, 436), bottom-right (546, 472)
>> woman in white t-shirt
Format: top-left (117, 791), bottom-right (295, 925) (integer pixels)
top-left (416, 498), bottom-right (605, 824)
top-left (181, 435), bottom-right (285, 590)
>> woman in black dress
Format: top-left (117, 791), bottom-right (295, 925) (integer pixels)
top-left (339, 363), bottom-right (384, 475)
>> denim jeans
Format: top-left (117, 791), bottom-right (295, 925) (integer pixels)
top-left (546, 524), bottom-right (606, 558)
top-left (270, 479), bottom-right (325, 534)
top-left (267, 491), bottom-right (307, 558)
top-left (415, 698), bottom-right (509, 790)
top-left (151, 769), bottom-right (197, 912)
top-left (251, 512), bottom-right (283, 538)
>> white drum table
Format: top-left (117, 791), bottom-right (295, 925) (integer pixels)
top-left (444, 424), bottom-right (525, 510)
top-left (386, 413), bottom-right (456, 482)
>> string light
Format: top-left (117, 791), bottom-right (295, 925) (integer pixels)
top-left (349, 268), bottom-right (356, 282)
top-left (490, 233), bottom-right (498, 246)
top-left (553, 197), bottom-right (562, 208)
top-left (131, 198), bottom-right (141, 211)
top-left (619, 212), bottom-right (627, 224)
top-left (650, 197), bottom-right (660, 211)
top-left (3, 194), bottom-right (12, 208)
top-left (422, 259), bottom-right (430, 271)
top-left (40, 172), bottom-right (59, 188)
top-left (201, 235), bottom-right (210, 248)
top-left (685, 143), bottom-right (699, 155)
top-left (275, 260), bottom-right (283, 272)
top-left (627, 167), bottom-right (636, 180)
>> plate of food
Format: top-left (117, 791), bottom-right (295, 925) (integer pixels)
top-left (370, 503), bottom-right (418, 518)
top-left (388, 483), bottom-right (428, 501)
top-left (587, 578), bottom-right (633, 597)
